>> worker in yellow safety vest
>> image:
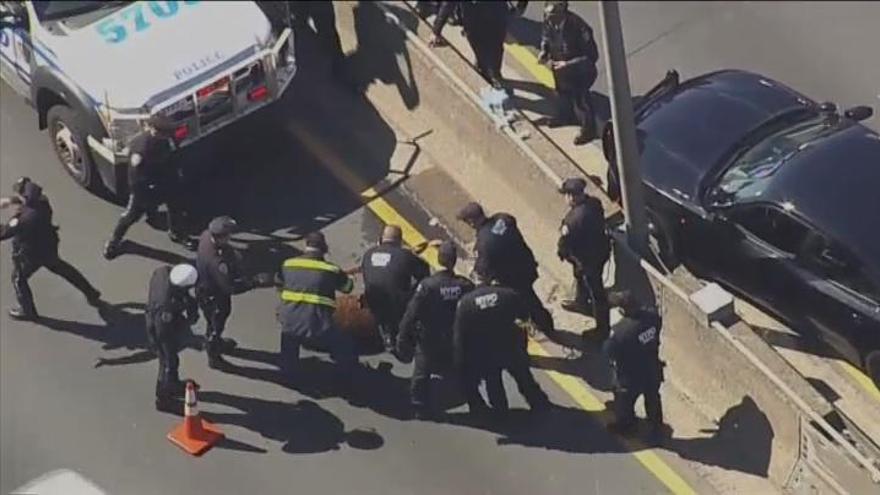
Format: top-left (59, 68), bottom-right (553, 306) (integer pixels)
top-left (277, 232), bottom-right (357, 386)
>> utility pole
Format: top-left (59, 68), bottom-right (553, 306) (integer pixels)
top-left (598, 1), bottom-right (649, 255)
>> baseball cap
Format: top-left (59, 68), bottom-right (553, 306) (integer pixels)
top-left (208, 216), bottom-right (238, 236)
top-left (305, 232), bottom-right (328, 252)
top-left (456, 202), bottom-right (485, 222)
top-left (170, 263), bottom-right (198, 287)
top-left (558, 177), bottom-right (587, 195)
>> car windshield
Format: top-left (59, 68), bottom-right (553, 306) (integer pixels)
top-left (715, 113), bottom-right (841, 202)
top-left (31, 1), bottom-right (127, 21)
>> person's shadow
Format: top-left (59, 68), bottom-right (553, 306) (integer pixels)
top-left (348, 1), bottom-right (420, 110)
top-left (667, 396), bottom-right (773, 477)
top-left (198, 391), bottom-right (383, 454)
top-left (36, 302), bottom-right (206, 368)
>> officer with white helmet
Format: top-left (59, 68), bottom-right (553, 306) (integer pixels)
top-left (147, 263), bottom-right (199, 412)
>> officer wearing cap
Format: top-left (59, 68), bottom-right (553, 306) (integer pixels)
top-left (397, 240), bottom-right (474, 419)
top-left (2, 178), bottom-right (102, 320)
top-left (457, 201), bottom-right (555, 335)
top-left (603, 290), bottom-right (665, 439)
top-left (147, 263), bottom-right (199, 411)
top-left (538, 0), bottom-right (600, 145)
top-left (360, 225), bottom-right (430, 354)
top-left (196, 216), bottom-right (257, 369)
top-left (557, 177), bottom-right (611, 340)
top-left (277, 232), bottom-right (358, 384)
top-left (103, 119), bottom-right (195, 260)
top-left (454, 271), bottom-right (551, 418)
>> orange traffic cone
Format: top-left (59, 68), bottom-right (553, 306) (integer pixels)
top-left (167, 380), bottom-right (224, 456)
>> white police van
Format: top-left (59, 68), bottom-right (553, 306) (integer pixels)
top-left (0, 0), bottom-right (295, 194)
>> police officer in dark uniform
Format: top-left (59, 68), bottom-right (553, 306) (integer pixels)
top-left (277, 232), bottom-right (357, 382)
top-left (557, 177), bottom-right (611, 340)
top-left (103, 119), bottom-right (195, 260)
top-left (457, 202), bottom-right (554, 335)
top-left (288, 1), bottom-right (346, 79)
top-left (1, 178), bottom-right (101, 320)
top-left (397, 241), bottom-right (474, 419)
top-left (538, 0), bottom-right (600, 145)
top-left (603, 291), bottom-right (665, 439)
top-left (147, 263), bottom-right (199, 411)
top-left (431, 1), bottom-right (528, 90)
top-left (195, 216), bottom-right (257, 369)
top-left (361, 225), bottom-right (430, 353)
top-left (454, 272), bottom-right (551, 417)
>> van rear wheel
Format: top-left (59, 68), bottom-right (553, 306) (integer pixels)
top-left (47, 105), bottom-right (98, 190)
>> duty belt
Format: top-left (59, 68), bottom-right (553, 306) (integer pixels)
top-left (281, 290), bottom-right (336, 308)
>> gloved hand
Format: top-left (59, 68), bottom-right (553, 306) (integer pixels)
top-left (252, 272), bottom-right (275, 287)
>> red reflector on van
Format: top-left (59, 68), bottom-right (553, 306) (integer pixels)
top-left (174, 124), bottom-right (189, 141)
top-left (247, 86), bottom-right (269, 102)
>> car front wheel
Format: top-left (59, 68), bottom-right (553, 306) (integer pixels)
top-left (47, 105), bottom-right (97, 190)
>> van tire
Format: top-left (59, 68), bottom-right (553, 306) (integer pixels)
top-left (47, 105), bottom-right (98, 191)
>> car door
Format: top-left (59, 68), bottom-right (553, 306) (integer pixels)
top-left (712, 204), bottom-right (811, 317)
top-left (796, 236), bottom-right (880, 366)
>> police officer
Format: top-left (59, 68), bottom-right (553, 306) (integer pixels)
top-left (1, 178), bottom-right (101, 320)
top-left (454, 272), bottom-right (551, 417)
top-left (431, 1), bottom-right (527, 90)
top-left (361, 225), bottom-right (430, 353)
top-left (195, 216), bottom-right (257, 369)
top-left (457, 202), bottom-right (554, 335)
top-left (557, 177), bottom-right (611, 340)
top-left (397, 241), bottom-right (474, 419)
top-left (289, 1), bottom-right (346, 80)
top-left (147, 263), bottom-right (199, 411)
top-left (538, 1), bottom-right (600, 145)
top-left (603, 291), bottom-right (665, 439)
top-left (103, 119), bottom-right (195, 260)
top-left (277, 232), bottom-right (358, 383)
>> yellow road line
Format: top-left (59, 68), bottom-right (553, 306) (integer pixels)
top-left (838, 360), bottom-right (880, 403)
top-left (504, 41), bottom-right (555, 89)
top-left (293, 102), bottom-right (696, 495)
top-left (504, 41), bottom-right (556, 89)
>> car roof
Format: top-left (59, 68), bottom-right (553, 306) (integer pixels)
top-left (758, 124), bottom-right (880, 276)
top-left (637, 70), bottom-right (813, 200)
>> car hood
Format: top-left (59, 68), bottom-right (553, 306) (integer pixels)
top-left (636, 71), bottom-right (811, 205)
top-left (43, 1), bottom-right (271, 109)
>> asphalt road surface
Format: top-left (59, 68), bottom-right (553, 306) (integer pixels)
top-left (514, 1), bottom-right (880, 128)
top-left (1, 29), bottom-right (677, 495)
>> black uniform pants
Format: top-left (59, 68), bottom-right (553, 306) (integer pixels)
top-left (614, 378), bottom-right (663, 427)
top-left (111, 188), bottom-right (185, 244)
top-left (411, 344), bottom-right (452, 409)
top-left (12, 254), bottom-right (98, 315)
top-left (279, 328), bottom-right (357, 378)
top-left (462, 349), bottom-right (548, 413)
top-left (507, 279), bottom-right (555, 335)
top-left (197, 292), bottom-right (231, 361)
top-left (364, 292), bottom-right (405, 349)
top-left (573, 261), bottom-right (610, 337)
top-left (464, 23), bottom-right (506, 83)
top-left (292, 1), bottom-right (344, 73)
top-left (146, 313), bottom-right (183, 400)
top-left (553, 64), bottom-right (598, 138)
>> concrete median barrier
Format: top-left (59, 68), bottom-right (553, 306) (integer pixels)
top-left (333, 2), bottom-right (879, 492)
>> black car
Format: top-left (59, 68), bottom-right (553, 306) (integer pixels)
top-left (603, 69), bottom-right (880, 385)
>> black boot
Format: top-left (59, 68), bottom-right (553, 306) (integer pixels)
top-left (169, 232), bottom-right (197, 251)
top-left (103, 240), bottom-right (123, 260)
top-left (8, 306), bottom-right (38, 321)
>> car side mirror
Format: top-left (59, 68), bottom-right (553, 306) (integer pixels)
top-left (844, 106), bottom-right (873, 122)
top-left (706, 187), bottom-right (734, 210)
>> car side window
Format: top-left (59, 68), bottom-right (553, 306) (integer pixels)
top-left (798, 234), bottom-right (880, 303)
top-left (729, 206), bottom-right (809, 255)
